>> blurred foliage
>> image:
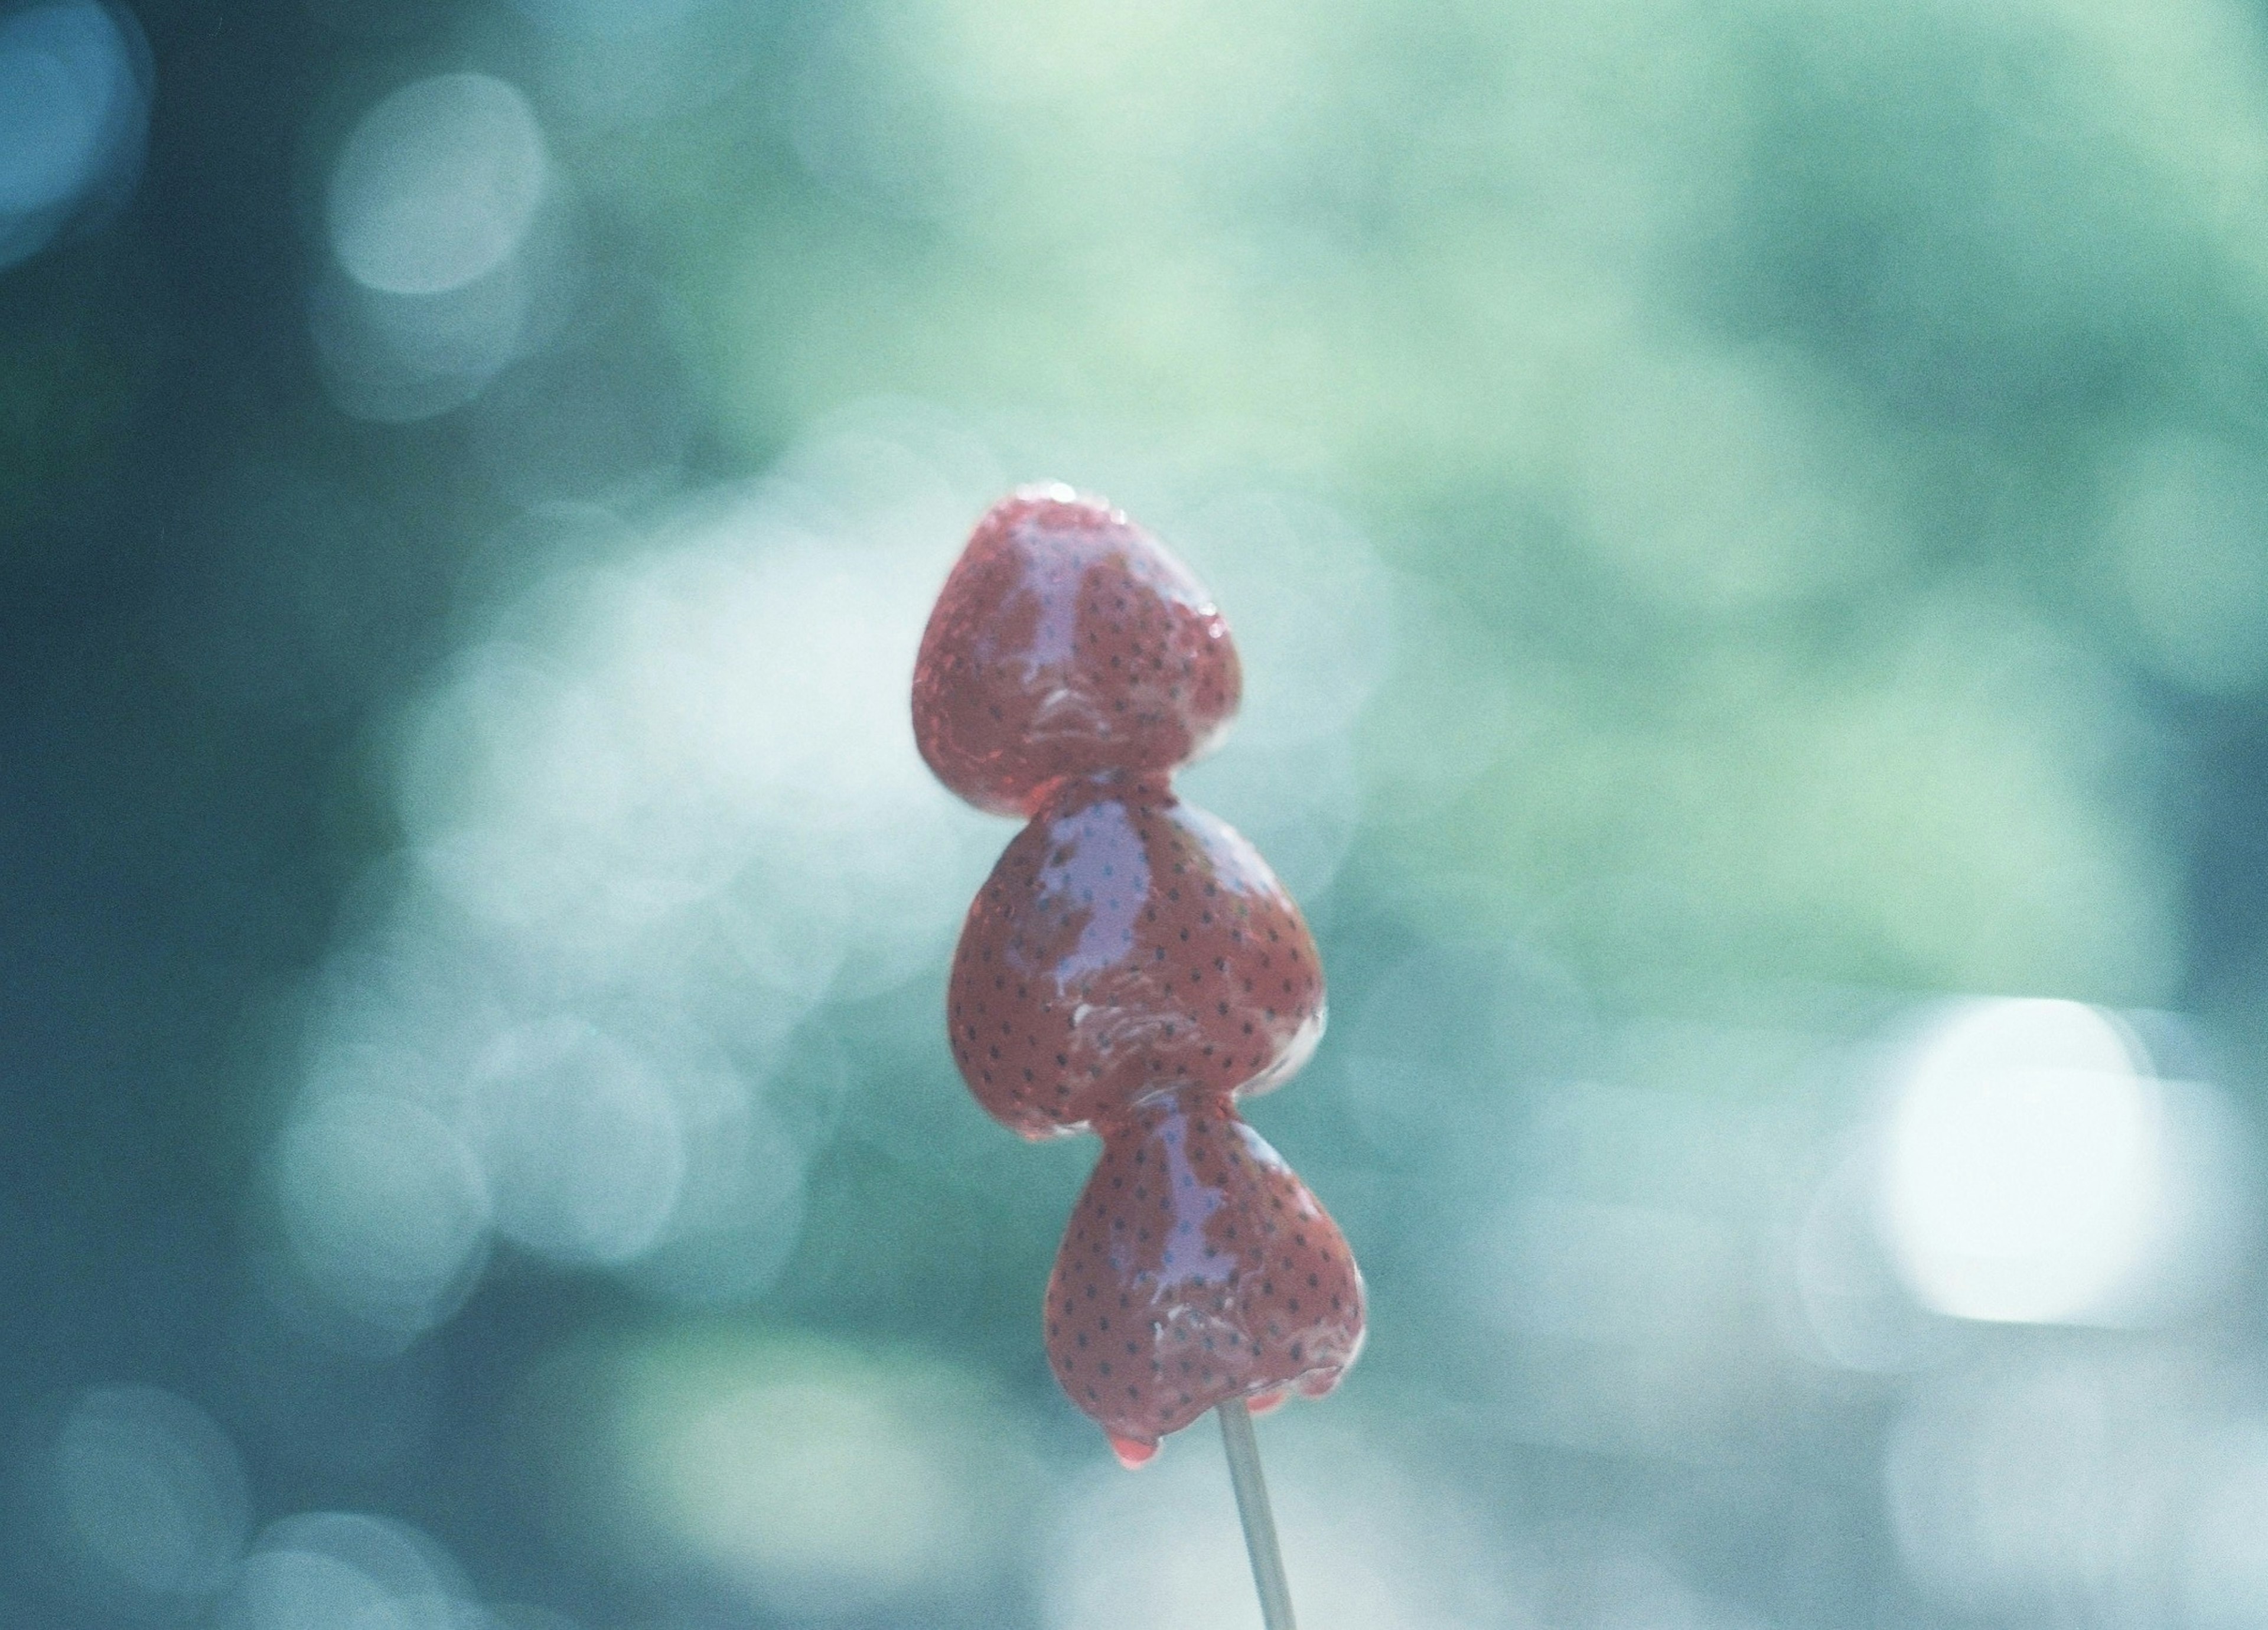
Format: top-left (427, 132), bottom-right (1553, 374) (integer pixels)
top-left (539, 0), bottom-right (2260, 1009)
top-left (9, 0), bottom-right (2268, 1626)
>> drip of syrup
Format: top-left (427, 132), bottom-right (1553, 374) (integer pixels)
top-left (1109, 1433), bottom-right (1160, 1469)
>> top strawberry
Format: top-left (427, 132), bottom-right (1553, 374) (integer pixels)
top-left (913, 487), bottom-right (1243, 816)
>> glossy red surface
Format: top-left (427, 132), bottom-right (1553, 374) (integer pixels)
top-left (917, 487), bottom-right (1364, 1461)
top-left (1044, 1089), bottom-right (1364, 1455)
top-left (947, 775), bottom-right (1325, 1139)
top-left (911, 488), bottom-right (1242, 817)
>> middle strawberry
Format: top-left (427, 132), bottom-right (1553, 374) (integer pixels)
top-left (947, 774), bottom-right (1326, 1139)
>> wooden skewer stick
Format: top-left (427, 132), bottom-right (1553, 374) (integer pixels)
top-left (1217, 1400), bottom-right (1298, 1630)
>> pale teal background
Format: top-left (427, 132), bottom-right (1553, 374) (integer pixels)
top-left (6, 0), bottom-right (2268, 1625)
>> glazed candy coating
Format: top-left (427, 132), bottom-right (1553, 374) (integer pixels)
top-left (948, 774), bottom-right (1325, 1139)
top-left (916, 488), bottom-right (1364, 1462)
top-left (911, 487), bottom-right (1243, 817)
top-left (1046, 1088), bottom-right (1364, 1457)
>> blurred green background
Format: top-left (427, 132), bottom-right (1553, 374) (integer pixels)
top-left (8, 0), bottom-right (2268, 1624)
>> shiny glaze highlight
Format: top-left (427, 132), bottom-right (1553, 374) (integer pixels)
top-left (948, 774), bottom-right (1324, 1139)
top-left (917, 487), bottom-right (1364, 1460)
top-left (911, 488), bottom-right (1241, 817)
top-left (1045, 1089), bottom-right (1364, 1453)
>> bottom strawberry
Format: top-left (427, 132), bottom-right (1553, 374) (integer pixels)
top-left (1044, 1088), bottom-right (1365, 1462)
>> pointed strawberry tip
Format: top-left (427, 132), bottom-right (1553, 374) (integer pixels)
top-left (1108, 1433), bottom-right (1160, 1469)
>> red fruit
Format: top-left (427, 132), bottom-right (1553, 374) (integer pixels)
top-left (911, 486), bottom-right (1361, 1462)
top-left (1044, 1089), bottom-right (1366, 1456)
top-left (913, 487), bottom-right (1242, 817)
top-left (947, 777), bottom-right (1325, 1138)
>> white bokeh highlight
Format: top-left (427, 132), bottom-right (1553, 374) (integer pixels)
top-left (1879, 998), bottom-right (2245, 1326)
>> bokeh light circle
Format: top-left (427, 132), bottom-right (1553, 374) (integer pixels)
top-left (219, 1511), bottom-right (471, 1630)
top-left (45, 1385), bottom-right (250, 1601)
top-left (328, 73), bottom-right (550, 296)
top-left (275, 1092), bottom-right (493, 1336)
top-left (1881, 999), bottom-right (2158, 1324)
top-left (0, 0), bottom-right (148, 266)
top-left (468, 1018), bottom-right (689, 1267)
top-left (1875, 997), bottom-right (2251, 1328)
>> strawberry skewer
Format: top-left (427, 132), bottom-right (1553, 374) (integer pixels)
top-left (914, 487), bottom-right (1363, 1630)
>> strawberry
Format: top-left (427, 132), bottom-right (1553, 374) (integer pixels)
top-left (1044, 1088), bottom-right (1366, 1462)
top-left (947, 777), bottom-right (1325, 1139)
top-left (913, 487), bottom-right (1242, 817)
top-left (915, 487), bottom-right (1364, 1462)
